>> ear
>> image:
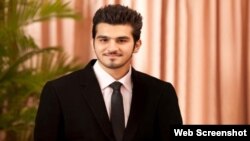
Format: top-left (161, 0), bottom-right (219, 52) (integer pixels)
top-left (133, 40), bottom-right (142, 53)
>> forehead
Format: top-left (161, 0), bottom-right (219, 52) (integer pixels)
top-left (95, 23), bottom-right (133, 38)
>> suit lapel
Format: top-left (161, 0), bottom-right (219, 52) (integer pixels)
top-left (79, 60), bottom-right (114, 141)
top-left (123, 69), bottom-right (147, 141)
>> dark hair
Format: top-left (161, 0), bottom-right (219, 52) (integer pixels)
top-left (92, 4), bottom-right (143, 42)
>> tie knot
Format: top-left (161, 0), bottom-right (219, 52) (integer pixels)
top-left (109, 81), bottom-right (122, 90)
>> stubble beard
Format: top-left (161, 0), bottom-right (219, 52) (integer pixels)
top-left (98, 53), bottom-right (133, 70)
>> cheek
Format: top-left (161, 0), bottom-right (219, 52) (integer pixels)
top-left (94, 45), bottom-right (104, 52)
top-left (93, 47), bottom-right (101, 55)
top-left (125, 48), bottom-right (135, 55)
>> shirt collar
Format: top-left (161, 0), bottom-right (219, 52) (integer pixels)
top-left (93, 60), bottom-right (133, 92)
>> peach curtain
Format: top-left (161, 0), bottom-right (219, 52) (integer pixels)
top-left (27, 0), bottom-right (250, 124)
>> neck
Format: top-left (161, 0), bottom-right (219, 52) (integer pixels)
top-left (106, 67), bottom-right (130, 80)
top-left (98, 61), bottom-right (131, 80)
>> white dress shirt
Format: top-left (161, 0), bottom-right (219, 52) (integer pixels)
top-left (93, 61), bottom-right (133, 127)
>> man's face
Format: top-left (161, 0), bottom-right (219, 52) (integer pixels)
top-left (93, 23), bottom-right (141, 71)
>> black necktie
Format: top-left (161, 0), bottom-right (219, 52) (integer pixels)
top-left (110, 81), bottom-right (125, 141)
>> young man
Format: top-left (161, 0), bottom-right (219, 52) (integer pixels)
top-left (34, 4), bottom-right (182, 141)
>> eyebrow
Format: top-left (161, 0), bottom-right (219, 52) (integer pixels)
top-left (96, 35), bottom-right (130, 39)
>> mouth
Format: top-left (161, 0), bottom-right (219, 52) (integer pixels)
top-left (103, 53), bottom-right (122, 58)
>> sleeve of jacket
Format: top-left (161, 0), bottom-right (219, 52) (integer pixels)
top-left (156, 83), bottom-right (183, 140)
top-left (34, 82), bottom-right (64, 141)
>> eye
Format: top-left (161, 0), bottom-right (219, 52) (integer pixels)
top-left (117, 38), bottom-right (128, 44)
top-left (99, 38), bottom-right (109, 43)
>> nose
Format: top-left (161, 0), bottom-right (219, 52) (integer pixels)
top-left (107, 40), bottom-right (118, 52)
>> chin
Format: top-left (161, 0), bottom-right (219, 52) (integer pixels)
top-left (106, 63), bottom-right (123, 69)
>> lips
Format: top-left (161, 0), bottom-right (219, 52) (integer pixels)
top-left (103, 52), bottom-right (122, 57)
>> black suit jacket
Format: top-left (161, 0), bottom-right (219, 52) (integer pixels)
top-left (34, 59), bottom-right (182, 141)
